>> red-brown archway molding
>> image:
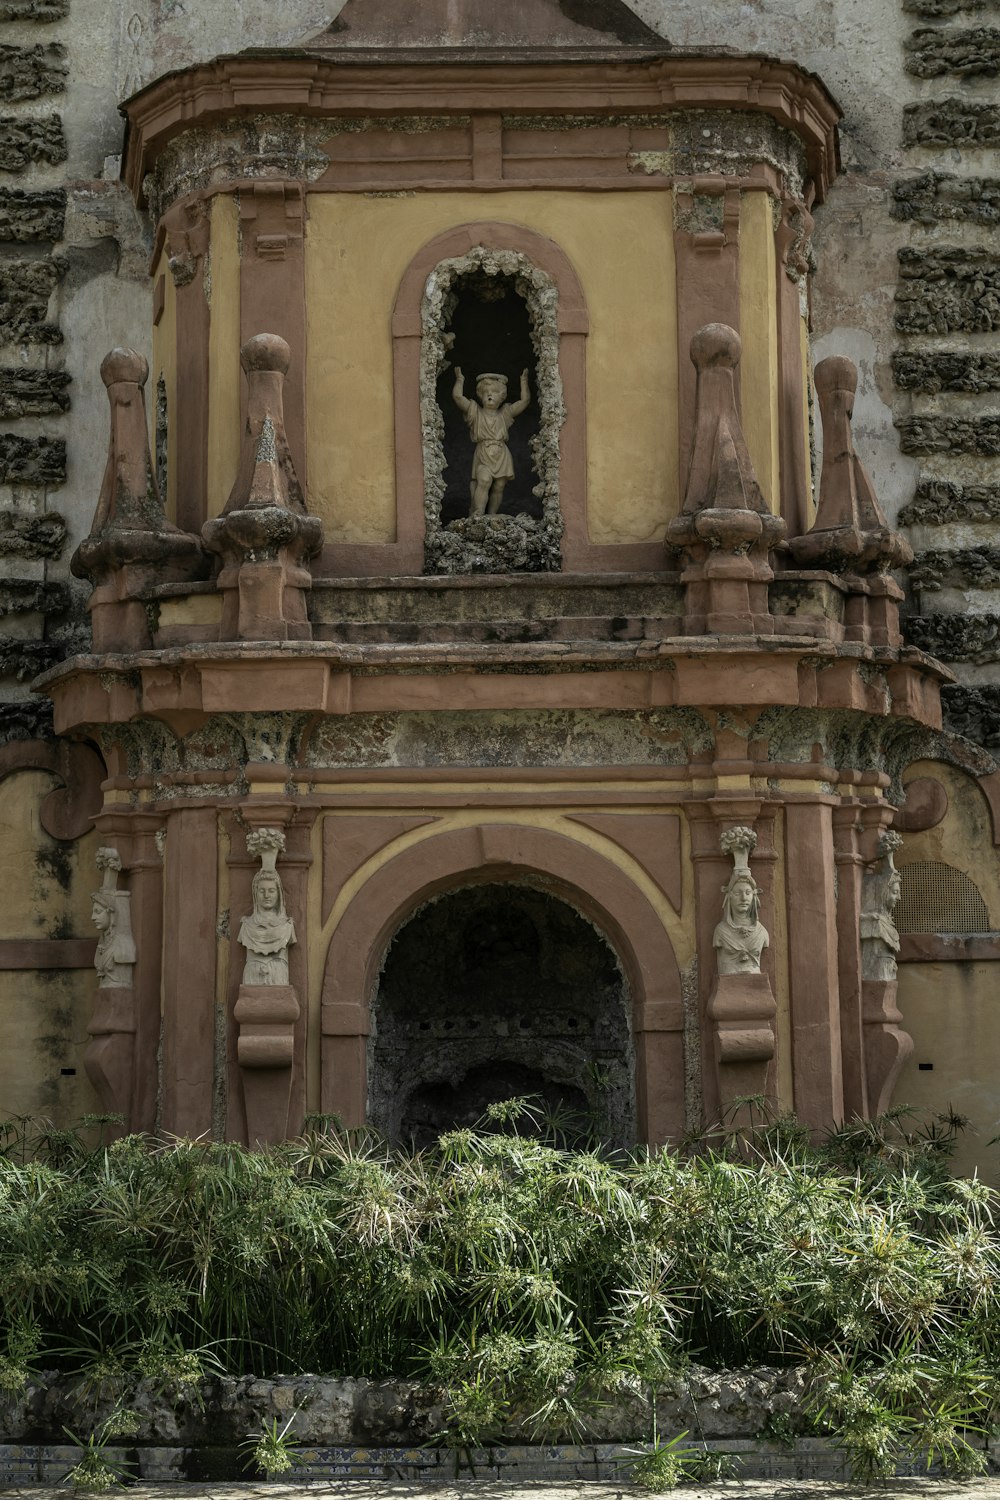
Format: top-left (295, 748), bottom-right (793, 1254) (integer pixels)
top-left (320, 822), bottom-right (685, 1144)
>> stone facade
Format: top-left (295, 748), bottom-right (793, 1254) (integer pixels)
top-left (0, 0), bottom-right (999, 1172)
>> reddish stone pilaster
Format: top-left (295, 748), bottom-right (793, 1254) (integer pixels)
top-left (673, 181), bottom-right (741, 490)
top-left (163, 196), bottom-right (211, 534)
top-left (239, 182), bottom-right (308, 488)
top-left (92, 811), bottom-right (165, 1134)
top-left (161, 806), bottom-right (219, 1137)
top-left (774, 196), bottom-right (813, 538)
top-left (832, 799), bottom-right (867, 1121)
top-left (784, 800), bottom-right (844, 1130)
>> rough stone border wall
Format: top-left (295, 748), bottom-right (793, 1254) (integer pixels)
top-left (894, 0), bottom-right (1000, 742)
top-left (0, 0), bottom-right (70, 729)
top-left (419, 246), bottom-right (564, 575)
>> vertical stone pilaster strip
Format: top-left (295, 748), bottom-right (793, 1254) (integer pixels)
top-left (672, 182), bottom-right (741, 491)
top-left (163, 197), bottom-right (211, 534)
top-left (784, 801), bottom-right (844, 1129)
top-left (161, 807), bottom-right (219, 1137)
top-left (238, 182), bottom-right (308, 494)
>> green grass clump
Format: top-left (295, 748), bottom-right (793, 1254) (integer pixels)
top-left (0, 1103), bottom-right (996, 1483)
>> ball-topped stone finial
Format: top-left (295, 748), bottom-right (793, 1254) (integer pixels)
top-left (690, 322), bottom-right (742, 371)
top-left (241, 333), bottom-right (291, 377)
top-left (101, 348), bottom-right (148, 388)
top-left (813, 354), bottom-right (858, 399)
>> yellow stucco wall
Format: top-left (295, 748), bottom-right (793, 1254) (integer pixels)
top-left (0, 770), bottom-right (101, 1123)
top-left (738, 192), bottom-right (780, 513)
top-left (303, 192), bottom-right (678, 548)
top-left (895, 761), bottom-right (1000, 1181)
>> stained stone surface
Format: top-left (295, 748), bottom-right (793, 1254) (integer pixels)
top-left (0, 114), bottom-right (65, 173)
top-left (0, 188), bottom-right (66, 243)
top-left (0, 43), bottom-right (67, 103)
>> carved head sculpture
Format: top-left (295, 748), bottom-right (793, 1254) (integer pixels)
top-left (246, 828), bottom-right (290, 925)
top-left (864, 829), bottom-right (904, 917)
top-left (476, 373), bottom-right (507, 409)
top-left (719, 826), bottom-right (761, 927)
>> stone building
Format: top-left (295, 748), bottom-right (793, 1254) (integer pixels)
top-left (1, 0), bottom-right (999, 1173)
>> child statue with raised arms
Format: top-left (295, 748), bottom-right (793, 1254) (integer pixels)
top-left (452, 366), bottom-right (531, 517)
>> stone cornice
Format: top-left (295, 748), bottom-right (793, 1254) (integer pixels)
top-left (121, 51), bottom-right (841, 205)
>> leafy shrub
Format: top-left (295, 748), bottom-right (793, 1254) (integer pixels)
top-left (0, 1103), bottom-right (996, 1482)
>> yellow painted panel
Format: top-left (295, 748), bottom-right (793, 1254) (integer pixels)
top-left (0, 770), bottom-right (100, 939)
top-left (150, 246), bottom-right (177, 524)
top-left (738, 192), bottom-right (780, 513)
top-left (0, 970), bottom-right (100, 1123)
top-left (207, 193), bottom-right (242, 519)
top-left (896, 964), bottom-right (1000, 1184)
top-left (304, 192), bottom-right (678, 548)
top-left (158, 591), bottom-right (223, 626)
top-left (899, 760), bottom-right (1000, 919)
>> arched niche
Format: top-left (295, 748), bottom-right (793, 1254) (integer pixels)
top-left (391, 223), bottom-right (598, 575)
top-left (371, 881), bottom-right (634, 1147)
top-left (319, 822), bottom-right (685, 1145)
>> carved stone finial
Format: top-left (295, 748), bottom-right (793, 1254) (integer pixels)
top-left (202, 332), bottom-right (323, 642)
top-left (71, 347), bottom-right (207, 652)
top-left (714, 827), bottom-right (769, 977)
top-left (667, 324), bottom-right (785, 635)
top-left (787, 356), bottom-right (913, 645)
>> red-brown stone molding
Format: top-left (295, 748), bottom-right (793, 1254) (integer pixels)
top-left (122, 54), bottom-right (840, 206)
top-left (319, 822), bottom-right (686, 1145)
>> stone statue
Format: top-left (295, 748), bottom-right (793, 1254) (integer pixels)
top-left (91, 847), bottom-right (137, 988)
top-left (239, 827), bottom-right (296, 986)
top-left (861, 830), bottom-right (903, 981)
top-left (451, 366), bottom-right (530, 517)
top-left (713, 826), bottom-right (769, 976)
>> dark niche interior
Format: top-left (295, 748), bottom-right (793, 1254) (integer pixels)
top-left (369, 882), bottom-right (634, 1149)
top-left (435, 272), bottom-right (541, 526)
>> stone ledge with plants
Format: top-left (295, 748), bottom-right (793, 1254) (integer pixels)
top-left (0, 1104), bottom-right (997, 1490)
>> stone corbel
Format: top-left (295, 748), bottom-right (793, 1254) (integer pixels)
top-left (70, 349), bottom-right (207, 652)
top-left (235, 986), bottom-right (301, 1145)
top-left (202, 334), bottom-right (323, 642)
top-left (239, 181), bottom-right (304, 264)
top-left (163, 196), bottom-right (210, 288)
top-left (666, 324), bottom-right (786, 635)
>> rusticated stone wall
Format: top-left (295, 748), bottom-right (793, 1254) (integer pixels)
top-left (0, 0), bottom-right (69, 724)
top-left (892, 0), bottom-right (1000, 719)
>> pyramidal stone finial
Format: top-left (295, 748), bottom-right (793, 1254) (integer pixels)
top-left (788, 355), bottom-right (912, 646)
top-left (666, 323), bottom-right (785, 636)
top-left (71, 346), bottom-right (206, 652)
top-left (202, 332), bottom-right (323, 642)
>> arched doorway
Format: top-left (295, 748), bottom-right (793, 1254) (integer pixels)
top-left (370, 881), bottom-right (634, 1148)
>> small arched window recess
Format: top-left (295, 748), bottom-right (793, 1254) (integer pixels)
top-left (896, 861), bottom-right (991, 935)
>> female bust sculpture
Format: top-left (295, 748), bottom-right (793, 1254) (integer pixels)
top-left (713, 826), bottom-right (769, 977)
top-left (239, 827), bottom-right (296, 986)
top-left (91, 847), bottom-right (137, 988)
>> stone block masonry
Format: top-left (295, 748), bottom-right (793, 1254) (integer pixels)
top-left (0, 0), bottom-right (71, 711)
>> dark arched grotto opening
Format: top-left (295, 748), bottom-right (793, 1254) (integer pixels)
top-left (369, 882), bottom-right (634, 1149)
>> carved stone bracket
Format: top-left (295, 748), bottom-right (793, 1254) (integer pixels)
top-left (70, 349), bottom-right (207, 652)
top-left (787, 356), bottom-right (913, 647)
top-left (667, 324), bottom-right (786, 635)
top-left (202, 333), bottom-right (323, 641)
